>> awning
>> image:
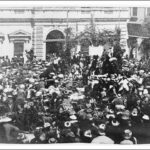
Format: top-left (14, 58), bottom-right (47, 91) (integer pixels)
top-left (127, 23), bottom-right (150, 38)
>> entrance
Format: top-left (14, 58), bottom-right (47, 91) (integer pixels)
top-left (14, 42), bottom-right (24, 57)
top-left (46, 30), bottom-right (65, 58)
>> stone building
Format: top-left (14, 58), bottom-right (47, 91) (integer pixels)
top-left (127, 7), bottom-right (150, 60)
top-left (0, 7), bottom-right (130, 60)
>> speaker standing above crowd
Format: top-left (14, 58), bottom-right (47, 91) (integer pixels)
top-left (1, 48), bottom-right (150, 144)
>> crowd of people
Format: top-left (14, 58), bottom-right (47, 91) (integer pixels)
top-left (1, 48), bottom-right (150, 144)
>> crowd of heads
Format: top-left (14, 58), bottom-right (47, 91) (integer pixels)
top-left (1, 51), bottom-right (150, 144)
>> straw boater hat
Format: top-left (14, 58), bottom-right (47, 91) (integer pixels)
top-left (98, 124), bottom-right (106, 136)
top-left (143, 89), bottom-right (149, 95)
top-left (84, 129), bottom-right (92, 138)
top-left (109, 57), bottom-right (117, 62)
top-left (131, 108), bottom-right (138, 116)
top-left (48, 138), bottom-right (57, 143)
top-left (121, 110), bottom-right (130, 120)
top-left (123, 129), bottom-right (132, 140)
top-left (69, 115), bottom-right (77, 120)
top-left (0, 115), bottom-right (12, 123)
top-left (142, 114), bottom-right (150, 121)
top-left (111, 119), bottom-right (120, 126)
top-left (64, 121), bottom-right (71, 128)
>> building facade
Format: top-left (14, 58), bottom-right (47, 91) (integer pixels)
top-left (0, 7), bottom-right (130, 60)
top-left (127, 7), bottom-right (150, 60)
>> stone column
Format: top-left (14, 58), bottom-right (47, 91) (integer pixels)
top-left (35, 26), bottom-right (44, 60)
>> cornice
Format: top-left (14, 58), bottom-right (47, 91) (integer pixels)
top-left (0, 18), bottom-right (129, 23)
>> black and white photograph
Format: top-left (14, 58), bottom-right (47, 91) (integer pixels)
top-left (0, 1), bottom-right (150, 147)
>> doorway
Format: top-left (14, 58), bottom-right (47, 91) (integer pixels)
top-left (46, 30), bottom-right (65, 58)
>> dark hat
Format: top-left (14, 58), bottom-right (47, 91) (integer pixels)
top-left (66, 131), bottom-right (75, 138)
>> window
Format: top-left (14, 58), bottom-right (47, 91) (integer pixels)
top-left (104, 10), bottom-right (113, 14)
top-left (132, 7), bottom-right (137, 16)
top-left (147, 8), bottom-right (150, 16)
top-left (14, 10), bottom-right (25, 14)
top-left (14, 43), bottom-right (24, 57)
top-left (81, 10), bottom-right (91, 14)
top-left (81, 7), bottom-right (91, 14)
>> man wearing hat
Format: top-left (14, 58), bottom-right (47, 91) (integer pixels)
top-left (0, 110), bottom-right (20, 143)
top-left (91, 123), bottom-right (114, 144)
top-left (119, 129), bottom-right (137, 144)
top-left (119, 110), bottom-right (132, 129)
top-left (106, 118), bottom-right (122, 144)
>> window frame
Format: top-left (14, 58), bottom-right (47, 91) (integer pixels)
top-left (146, 8), bottom-right (150, 16)
top-left (131, 7), bottom-right (138, 17)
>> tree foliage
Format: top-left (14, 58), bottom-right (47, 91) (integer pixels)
top-left (140, 38), bottom-right (150, 60)
top-left (63, 26), bottom-right (122, 59)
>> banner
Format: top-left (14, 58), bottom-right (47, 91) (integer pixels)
top-left (89, 45), bottom-right (104, 57)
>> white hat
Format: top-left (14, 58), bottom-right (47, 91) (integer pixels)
top-left (50, 72), bottom-right (55, 75)
top-left (20, 84), bottom-right (25, 89)
top-left (111, 120), bottom-right (120, 126)
top-left (115, 105), bottom-right (125, 110)
top-left (53, 76), bottom-right (57, 79)
top-left (44, 122), bottom-right (51, 128)
top-left (139, 70), bottom-right (144, 73)
top-left (109, 85), bottom-right (113, 89)
top-left (48, 138), bottom-right (57, 143)
top-left (143, 89), bottom-right (148, 95)
top-left (109, 57), bottom-right (117, 62)
top-left (36, 91), bottom-right (42, 97)
top-left (55, 80), bottom-right (59, 83)
top-left (124, 129), bottom-right (132, 140)
top-left (0, 85), bottom-right (3, 90)
top-left (142, 114), bottom-right (150, 120)
top-left (99, 124), bottom-right (106, 130)
top-left (84, 130), bottom-right (92, 138)
top-left (58, 74), bottom-right (64, 78)
top-left (138, 87), bottom-right (144, 91)
top-left (0, 116), bottom-right (12, 123)
top-left (64, 121), bottom-right (71, 128)
top-left (69, 115), bottom-right (77, 120)
top-left (0, 74), bottom-right (3, 80)
top-left (109, 109), bottom-right (114, 114)
top-left (29, 78), bottom-right (35, 83)
top-left (106, 114), bottom-right (115, 119)
top-left (3, 88), bottom-right (13, 93)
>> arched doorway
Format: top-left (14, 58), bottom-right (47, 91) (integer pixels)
top-left (46, 30), bottom-right (65, 58)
